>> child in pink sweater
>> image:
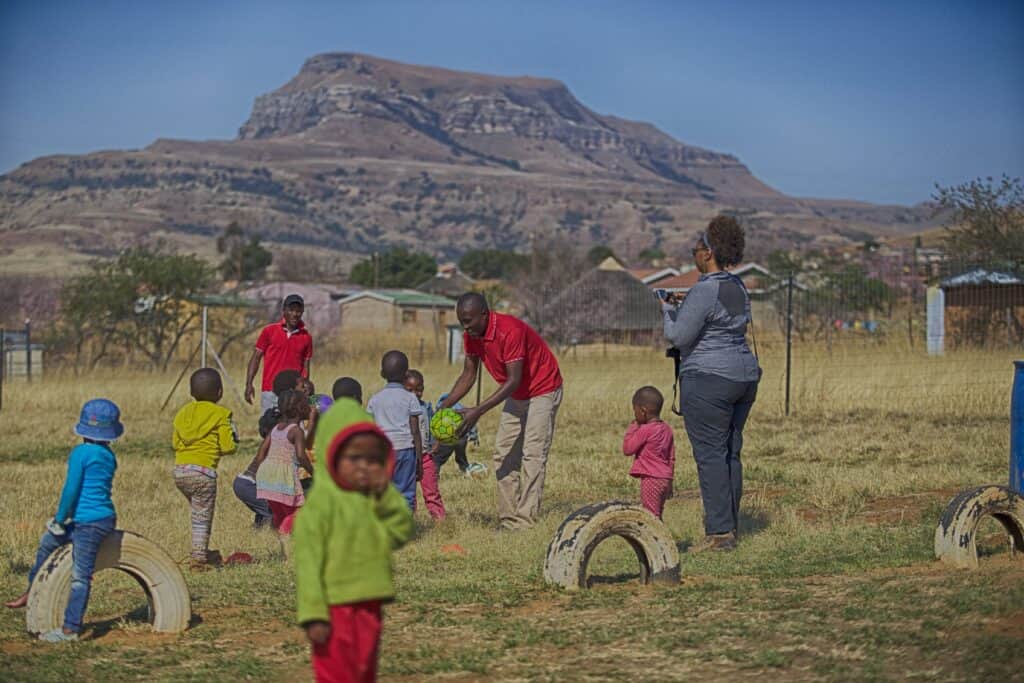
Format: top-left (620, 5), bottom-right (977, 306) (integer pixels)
top-left (622, 386), bottom-right (675, 519)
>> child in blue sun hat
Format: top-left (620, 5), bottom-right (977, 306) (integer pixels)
top-left (4, 398), bottom-right (123, 643)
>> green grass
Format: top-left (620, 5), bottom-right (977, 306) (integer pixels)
top-left (1, 349), bottom-right (1021, 680)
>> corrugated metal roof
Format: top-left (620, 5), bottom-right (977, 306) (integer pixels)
top-left (339, 289), bottom-right (455, 308)
top-left (189, 294), bottom-right (264, 307)
top-left (940, 268), bottom-right (1024, 288)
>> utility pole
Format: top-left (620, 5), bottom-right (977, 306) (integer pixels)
top-left (785, 275), bottom-right (793, 417)
top-left (24, 319), bottom-right (32, 383)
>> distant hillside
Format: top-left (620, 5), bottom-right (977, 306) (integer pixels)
top-left (0, 52), bottom-right (939, 275)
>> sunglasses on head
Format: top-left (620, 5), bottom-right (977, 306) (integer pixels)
top-left (691, 232), bottom-right (712, 257)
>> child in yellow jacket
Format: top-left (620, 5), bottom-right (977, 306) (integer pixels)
top-left (173, 368), bottom-right (238, 570)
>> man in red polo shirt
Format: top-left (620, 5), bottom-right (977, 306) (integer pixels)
top-left (438, 292), bottom-right (563, 530)
top-left (244, 294), bottom-right (313, 413)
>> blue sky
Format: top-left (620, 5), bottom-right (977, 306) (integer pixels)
top-left (1, 0), bottom-right (1021, 205)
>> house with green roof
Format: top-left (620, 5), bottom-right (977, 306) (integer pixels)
top-left (337, 289), bottom-right (456, 334)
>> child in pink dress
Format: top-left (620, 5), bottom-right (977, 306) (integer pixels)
top-left (252, 390), bottom-right (314, 535)
top-left (622, 386), bottom-right (675, 519)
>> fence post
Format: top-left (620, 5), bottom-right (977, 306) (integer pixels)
top-left (785, 275), bottom-right (793, 417)
top-left (0, 327), bottom-right (5, 411)
top-left (201, 306), bottom-right (208, 368)
top-left (24, 319), bottom-right (32, 383)
top-left (1010, 360), bottom-right (1024, 495)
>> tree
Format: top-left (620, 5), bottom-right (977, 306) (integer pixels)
top-left (458, 249), bottom-right (529, 279)
top-left (274, 249), bottom-right (330, 282)
top-left (586, 245), bottom-right (617, 266)
top-left (217, 222), bottom-right (273, 281)
top-left (57, 246), bottom-right (214, 369)
top-left (350, 248), bottom-right (437, 288)
top-left (510, 238), bottom-right (589, 336)
top-left (766, 249), bottom-right (803, 277)
top-left (637, 247), bottom-right (666, 265)
top-left (935, 175), bottom-right (1024, 268)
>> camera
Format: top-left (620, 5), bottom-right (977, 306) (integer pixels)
top-left (654, 288), bottom-right (669, 301)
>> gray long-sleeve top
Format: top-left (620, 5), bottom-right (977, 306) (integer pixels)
top-left (663, 271), bottom-right (761, 383)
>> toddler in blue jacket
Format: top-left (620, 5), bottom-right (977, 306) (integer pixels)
top-left (4, 399), bottom-right (123, 642)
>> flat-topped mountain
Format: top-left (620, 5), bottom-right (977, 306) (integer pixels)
top-left (0, 52), bottom-right (935, 275)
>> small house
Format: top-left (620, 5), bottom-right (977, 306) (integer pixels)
top-left (1, 329), bottom-right (44, 380)
top-left (417, 263), bottom-right (477, 299)
top-left (940, 268), bottom-right (1024, 348)
top-left (626, 266), bottom-right (681, 286)
top-left (651, 262), bottom-right (778, 297)
top-left (541, 261), bottom-right (663, 345)
top-left (236, 282), bottom-right (354, 332)
top-left (337, 290), bottom-right (455, 334)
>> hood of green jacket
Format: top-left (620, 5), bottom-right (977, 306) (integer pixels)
top-left (312, 398), bottom-right (395, 492)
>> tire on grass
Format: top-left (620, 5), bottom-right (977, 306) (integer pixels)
top-left (934, 485), bottom-right (1024, 569)
top-left (543, 501), bottom-right (680, 590)
top-left (26, 530), bottom-right (191, 634)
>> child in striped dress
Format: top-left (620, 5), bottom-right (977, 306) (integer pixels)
top-left (252, 390), bottom-right (314, 535)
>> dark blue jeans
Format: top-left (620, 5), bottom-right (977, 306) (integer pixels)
top-left (433, 438), bottom-right (470, 473)
top-left (680, 372), bottom-right (758, 536)
top-left (232, 474), bottom-right (273, 528)
top-left (392, 448), bottom-right (417, 511)
top-left (27, 515), bottom-right (117, 633)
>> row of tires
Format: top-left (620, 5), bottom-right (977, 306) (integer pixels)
top-left (23, 486), bottom-right (1023, 634)
top-left (543, 485), bottom-right (1023, 590)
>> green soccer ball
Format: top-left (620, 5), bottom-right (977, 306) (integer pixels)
top-left (430, 408), bottom-right (463, 446)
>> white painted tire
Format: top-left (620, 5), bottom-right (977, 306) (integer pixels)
top-left (935, 485), bottom-right (1024, 569)
top-left (26, 530), bottom-right (191, 634)
top-left (544, 501), bottom-right (680, 590)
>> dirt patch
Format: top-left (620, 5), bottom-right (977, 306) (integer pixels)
top-left (511, 595), bottom-right (570, 618)
top-left (0, 639), bottom-right (35, 657)
top-left (798, 488), bottom-right (960, 525)
top-left (984, 610), bottom-right (1024, 639)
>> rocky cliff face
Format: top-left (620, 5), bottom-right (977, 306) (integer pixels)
top-left (235, 53), bottom-right (762, 196)
top-left (0, 52), bottom-right (935, 275)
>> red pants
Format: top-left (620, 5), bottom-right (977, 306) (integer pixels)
top-left (268, 501), bottom-right (299, 535)
top-left (640, 477), bottom-right (672, 519)
top-left (312, 601), bottom-right (382, 683)
top-left (418, 452), bottom-right (446, 520)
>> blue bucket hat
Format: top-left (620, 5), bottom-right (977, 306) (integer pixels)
top-left (74, 398), bottom-right (125, 441)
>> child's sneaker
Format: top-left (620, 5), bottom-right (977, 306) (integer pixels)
top-left (39, 629), bottom-right (78, 643)
top-left (465, 462), bottom-right (487, 478)
top-left (189, 550), bottom-right (223, 573)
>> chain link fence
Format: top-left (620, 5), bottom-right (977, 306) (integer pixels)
top-left (530, 256), bottom-right (1022, 417)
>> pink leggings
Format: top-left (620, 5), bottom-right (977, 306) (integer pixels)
top-left (418, 452), bottom-right (446, 520)
top-left (640, 477), bottom-right (672, 520)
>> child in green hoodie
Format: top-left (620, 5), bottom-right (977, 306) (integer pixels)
top-left (172, 368), bottom-right (238, 570)
top-left (294, 398), bottom-right (414, 682)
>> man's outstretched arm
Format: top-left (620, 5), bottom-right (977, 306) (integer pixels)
top-left (457, 360), bottom-right (522, 436)
top-left (439, 354), bottom-right (480, 409)
top-left (244, 349), bottom-right (263, 404)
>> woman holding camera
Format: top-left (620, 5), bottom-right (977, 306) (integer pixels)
top-left (662, 215), bottom-right (761, 552)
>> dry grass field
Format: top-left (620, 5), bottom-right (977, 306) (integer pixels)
top-left (1, 344), bottom-right (1021, 681)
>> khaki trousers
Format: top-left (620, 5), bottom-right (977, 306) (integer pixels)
top-left (492, 386), bottom-right (563, 529)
